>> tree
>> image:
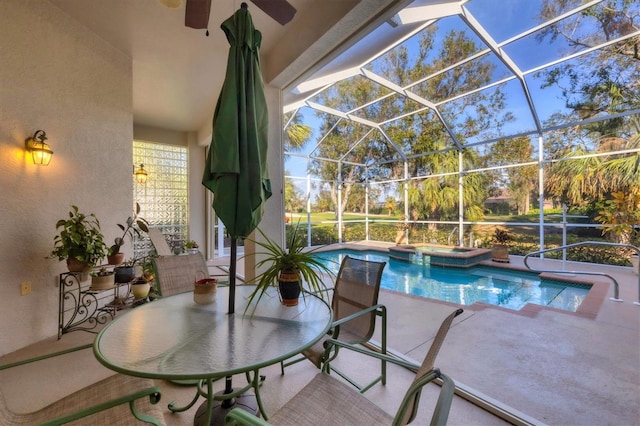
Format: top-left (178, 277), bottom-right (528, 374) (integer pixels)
top-left (310, 25), bottom-right (510, 222)
top-left (313, 188), bottom-right (333, 213)
top-left (284, 174), bottom-right (304, 216)
top-left (344, 183), bottom-right (382, 213)
top-left (384, 197), bottom-right (397, 215)
top-left (487, 136), bottom-right (537, 214)
top-left (284, 111), bottom-right (312, 152)
top-left (309, 82), bottom-right (393, 220)
top-left (538, 1), bottom-right (640, 208)
top-left (596, 187), bottom-right (640, 245)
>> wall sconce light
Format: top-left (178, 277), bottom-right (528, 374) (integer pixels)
top-left (25, 130), bottom-right (53, 166)
top-left (134, 164), bottom-right (148, 184)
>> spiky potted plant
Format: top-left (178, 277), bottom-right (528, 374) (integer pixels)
top-left (243, 225), bottom-right (334, 315)
top-left (491, 228), bottom-right (512, 263)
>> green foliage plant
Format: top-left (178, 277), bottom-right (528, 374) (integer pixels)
top-left (493, 228), bottom-right (512, 245)
top-left (243, 225), bottom-right (335, 316)
top-left (595, 189), bottom-right (640, 247)
top-left (49, 205), bottom-right (107, 268)
top-left (185, 240), bottom-right (199, 249)
top-left (108, 203), bottom-right (149, 256)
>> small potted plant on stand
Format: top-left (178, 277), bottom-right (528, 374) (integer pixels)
top-left (114, 257), bottom-right (138, 284)
top-left (131, 276), bottom-right (152, 300)
top-left (130, 255), bottom-right (158, 300)
top-left (107, 203), bottom-right (149, 265)
top-left (90, 266), bottom-right (115, 290)
top-left (185, 240), bottom-right (200, 254)
top-left (49, 205), bottom-right (107, 274)
top-left (243, 225), bottom-right (334, 315)
top-left (491, 228), bottom-right (512, 263)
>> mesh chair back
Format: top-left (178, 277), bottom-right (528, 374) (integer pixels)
top-left (148, 228), bottom-right (172, 256)
top-left (152, 253), bottom-right (209, 296)
top-left (332, 255), bottom-right (386, 344)
top-left (400, 308), bottom-right (463, 425)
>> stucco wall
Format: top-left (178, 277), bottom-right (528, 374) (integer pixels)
top-left (0, 0), bottom-right (133, 355)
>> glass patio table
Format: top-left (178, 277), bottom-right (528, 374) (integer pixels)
top-left (93, 284), bottom-right (332, 425)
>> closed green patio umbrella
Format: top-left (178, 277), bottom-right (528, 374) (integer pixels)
top-left (202, 2), bottom-right (271, 315)
top-left (201, 4), bottom-right (271, 422)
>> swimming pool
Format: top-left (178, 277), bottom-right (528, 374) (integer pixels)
top-left (314, 249), bottom-right (590, 312)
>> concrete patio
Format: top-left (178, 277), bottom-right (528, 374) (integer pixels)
top-left (1, 249), bottom-right (638, 425)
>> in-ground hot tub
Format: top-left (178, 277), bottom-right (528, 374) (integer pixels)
top-left (388, 244), bottom-right (492, 268)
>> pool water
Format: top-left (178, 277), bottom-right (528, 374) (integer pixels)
top-left (314, 249), bottom-right (589, 312)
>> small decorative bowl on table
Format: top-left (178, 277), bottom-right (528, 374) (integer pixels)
top-left (193, 278), bottom-right (217, 304)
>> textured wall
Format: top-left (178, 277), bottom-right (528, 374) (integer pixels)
top-left (0, 0), bottom-right (133, 355)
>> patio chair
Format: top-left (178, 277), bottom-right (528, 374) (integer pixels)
top-left (227, 308), bottom-right (464, 426)
top-left (152, 252), bottom-right (222, 387)
top-left (148, 228), bottom-right (172, 256)
top-left (0, 344), bottom-right (164, 425)
top-left (281, 255), bottom-right (387, 393)
top-left (152, 252), bottom-right (211, 297)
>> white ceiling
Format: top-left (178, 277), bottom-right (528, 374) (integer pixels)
top-left (47, 0), bottom-right (364, 133)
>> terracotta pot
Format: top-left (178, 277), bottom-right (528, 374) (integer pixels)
top-left (278, 270), bottom-right (301, 306)
top-left (107, 253), bottom-right (125, 265)
top-left (66, 258), bottom-right (90, 273)
top-left (491, 245), bottom-right (510, 263)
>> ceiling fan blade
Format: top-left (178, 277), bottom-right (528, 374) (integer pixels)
top-left (250, 0), bottom-right (297, 25)
top-left (185, 0), bottom-right (211, 29)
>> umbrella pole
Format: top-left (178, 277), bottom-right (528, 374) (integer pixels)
top-left (228, 237), bottom-right (237, 314)
top-left (216, 238), bottom-right (258, 419)
top-left (223, 238), bottom-right (237, 401)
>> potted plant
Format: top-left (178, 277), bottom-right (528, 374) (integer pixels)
top-left (491, 228), bottom-right (511, 263)
top-left (185, 240), bottom-right (199, 254)
top-left (90, 266), bottom-right (115, 290)
top-left (128, 255), bottom-right (158, 299)
top-left (596, 189), bottom-right (640, 274)
top-left (49, 205), bottom-right (107, 272)
top-left (243, 226), bottom-right (334, 314)
top-left (114, 256), bottom-right (143, 284)
top-left (107, 203), bottom-right (149, 265)
top-left (131, 276), bottom-right (151, 300)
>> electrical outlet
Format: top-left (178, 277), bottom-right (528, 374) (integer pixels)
top-left (20, 281), bottom-right (31, 296)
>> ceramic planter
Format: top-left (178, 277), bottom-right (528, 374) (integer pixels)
top-left (193, 278), bottom-right (217, 304)
top-left (91, 273), bottom-right (115, 290)
top-left (278, 270), bottom-right (301, 306)
top-left (131, 281), bottom-right (151, 299)
top-left (114, 266), bottom-right (135, 283)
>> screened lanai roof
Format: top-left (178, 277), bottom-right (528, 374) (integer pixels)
top-left (283, 0), bottom-right (640, 170)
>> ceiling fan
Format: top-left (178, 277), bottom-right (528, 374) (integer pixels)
top-left (171, 0), bottom-right (296, 29)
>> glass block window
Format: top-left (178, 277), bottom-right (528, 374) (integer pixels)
top-left (133, 140), bottom-right (188, 257)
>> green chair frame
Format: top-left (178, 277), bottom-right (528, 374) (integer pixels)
top-left (227, 308), bottom-right (464, 426)
top-left (280, 255), bottom-right (387, 393)
top-left (0, 344), bottom-right (164, 425)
